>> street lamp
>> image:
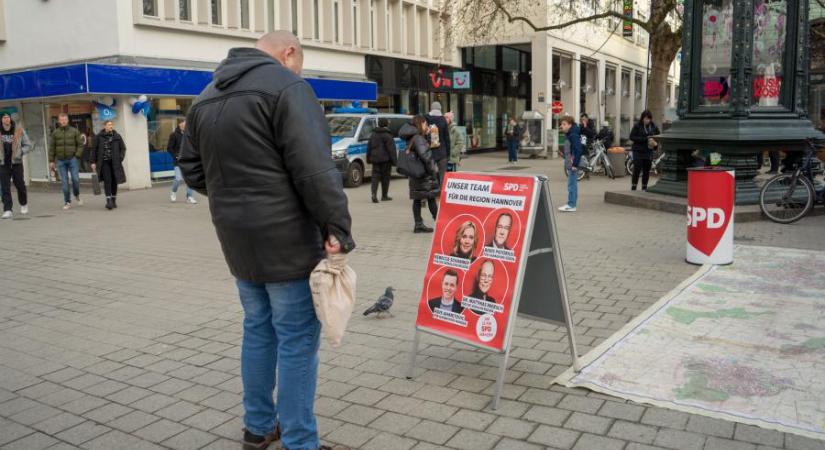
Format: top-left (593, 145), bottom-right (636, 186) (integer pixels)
top-left (650, 0), bottom-right (825, 203)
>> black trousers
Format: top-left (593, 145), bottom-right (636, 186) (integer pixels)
top-left (370, 162), bottom-right (392, 198)
top-left (1, 163), bottom-right (27, 212)
top-left (756, 151), bottom-right (780, 172)
top-left (632, 159), bottom-right (652, 189)
top-left (101, 160), bottom-right (118, 198)
top-left (412, 198), bottom-right (438, 224)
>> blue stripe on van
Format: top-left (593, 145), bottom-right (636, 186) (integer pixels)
top-left (347, 143), bottom-right (367, 155)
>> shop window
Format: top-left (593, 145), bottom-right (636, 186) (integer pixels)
top-left (314, 0), bottom-right (320, 40)
top-left (143, 0), bottom-right (158, 16)
top-left (752, 0), bottom-right (788, 108)
top-left (292, 0), bottom-right (299, 33)
top-left (179, 0), bottom-right (191, 20)
top-left (211, 0), bottom-right (222, 25)
top-left (503, 47), bottom-right (520, 72)
top-left (241, 0), bottom-right (250, 29)
top-left (474, 47), bottom-right (496, 70)
top-left (334, 0), bottom-right (340, 43)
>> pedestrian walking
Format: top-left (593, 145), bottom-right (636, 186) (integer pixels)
top-left (579, 113), bottom-right (596, 156)
top-left (505, 118), bottom-right (521, 164)
top-left (167, 119), bottom-right (197, 204)
top-left (399, 115), bottom-right (440, 233)
top-left (1, 113), bottom-right (32, 219)
top-left (49, 113), bottom-right (85, 210)
top-left (178, 31), bottom-right (354, 450)
top-left (90, 120), bottom-right (127, 210)
top-left (629, 110), bottom-right (660, 191)
top-left (425, 101), bottom-right (450, 186)
top-left (445, 112), bottom-right (463, 172)
top-left (559, 115), bottom-right (581, 212)
top-left (366, 117), bottom-right (396, 203)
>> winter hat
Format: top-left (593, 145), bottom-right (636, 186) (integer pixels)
top-left (431, 101), bottom-right (442, 112)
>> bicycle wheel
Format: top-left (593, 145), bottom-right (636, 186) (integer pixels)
top-left (603, 155), bottom-right (615, 179)
top-left (626, 157), bottom-right (633, 175)
top-left (759, 173), bottom-right (815, 224)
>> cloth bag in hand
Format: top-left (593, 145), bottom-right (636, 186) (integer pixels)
top-left (309, 252), bottom-right (357, 348)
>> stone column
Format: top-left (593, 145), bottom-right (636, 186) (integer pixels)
top-left (613, 65), bottom-right (622, 146)
top-left (113, 97), bottom-right (151, 190)
top-left (531, 33), bottom-right (554, 157)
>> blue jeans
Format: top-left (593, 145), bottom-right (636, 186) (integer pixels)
top-left (566, 168), bottom-right (578, 207)
top-left (56, 158), bottom-right (80, 204)
top-left (236, 278), bottom-right (321, 450)
top-left (171, 166), bottom-right (193, 198)
top-left (507, 140), bottom-right (518, 162)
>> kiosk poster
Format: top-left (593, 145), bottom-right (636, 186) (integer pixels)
top-left (415, 173), bottom-right (537, 352)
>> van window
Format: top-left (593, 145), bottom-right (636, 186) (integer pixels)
top-left (358, 118), bottom-right (377, 141)
top-left (327, 116), bottom-right (361, 138)
top-left (388, 118), bottom-right (410, 137)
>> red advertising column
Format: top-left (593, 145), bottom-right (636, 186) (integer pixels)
top-left (686, 167), bottom-right (735, 265)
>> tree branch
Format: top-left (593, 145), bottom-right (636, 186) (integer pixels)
top-left (489, 0), bottom-right (653, 33)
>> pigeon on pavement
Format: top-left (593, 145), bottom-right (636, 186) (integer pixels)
top-left (363, 287), bottom-right (395, 318)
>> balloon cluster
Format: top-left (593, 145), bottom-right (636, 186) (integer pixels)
top-left (129, 95), bottom-right (151, 117)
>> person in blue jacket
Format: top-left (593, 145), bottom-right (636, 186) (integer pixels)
top-left (559, 116), bottom-right (582, 212)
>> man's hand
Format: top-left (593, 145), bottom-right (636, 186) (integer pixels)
top-left (325, 235), bottom-right (342, 255)
top-left (570, 166), bottom-right (577, 172)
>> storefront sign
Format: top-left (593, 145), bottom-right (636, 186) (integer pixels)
top-left (623, 0), bottom-right (634, 38)
top-left (409, 173), bottom-right (581, 409)
top-left (429, 69), bottom-right (472, 91)
top-left (453, 71), bottom-right (471, 89)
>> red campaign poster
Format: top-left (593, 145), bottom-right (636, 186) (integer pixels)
top-left (415, 172), bottom-right (538, 352)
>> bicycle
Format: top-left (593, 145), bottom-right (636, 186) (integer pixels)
top-left (564, 138), bottom-right (614, 181)
top-left (759, 139), bottom-right (825, 224)
top-left (626, 149), bottom-right (665, 176)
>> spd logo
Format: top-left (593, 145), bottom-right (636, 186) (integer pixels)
top-left (686, 206), bottom-right (725, 229)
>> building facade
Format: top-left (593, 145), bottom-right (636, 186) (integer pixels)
top-left (0, 0), bottom-right (448, 189)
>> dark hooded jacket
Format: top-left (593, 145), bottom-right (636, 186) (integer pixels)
top-left (179, 47), bottom-right (354, 283)
top-left (366, 127), bottom-right (397, 165)
top-left (399, 123), bottom-right (439, 200)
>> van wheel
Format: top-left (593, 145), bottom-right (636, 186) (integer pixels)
top-left (345, 161), bottom-right (364, 188)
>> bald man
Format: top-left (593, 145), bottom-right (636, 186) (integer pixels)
top-left (179, 31), bottom-right (353, 450)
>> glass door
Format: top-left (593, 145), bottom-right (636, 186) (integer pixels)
top-left (21, 103), bottom-right (50, 182)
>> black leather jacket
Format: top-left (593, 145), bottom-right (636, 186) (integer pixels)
top-left (180, 47), bottom-right (355, 283)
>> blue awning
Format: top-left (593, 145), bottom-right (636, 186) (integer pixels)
top-left (0, 63), bottom-right (377, 102)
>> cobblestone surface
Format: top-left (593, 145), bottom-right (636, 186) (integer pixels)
top-left (2, 154), bottom-right (824, 449)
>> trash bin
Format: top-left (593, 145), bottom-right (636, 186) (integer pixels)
top-left (686, 167), bottom-right (735, 265)
top-left (607, 147), bottom-right (626, 177)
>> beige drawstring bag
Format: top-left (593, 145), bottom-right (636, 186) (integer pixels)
top-left (309, 252), bottom-right (357, 348)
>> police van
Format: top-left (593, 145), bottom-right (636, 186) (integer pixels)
top-left (327, 111), bottom-right (411, 187)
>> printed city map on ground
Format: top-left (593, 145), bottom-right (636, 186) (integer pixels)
top-left (557, 245), bottom-right (825, 440)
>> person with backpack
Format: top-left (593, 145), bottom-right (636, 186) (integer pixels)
top-left (629, 110), bottom-right (660, 191)
top-left (366, 117), bottom-right (396, 203)
top-left (425, 101), bottom-right (450, 186)
top-left (399, 115), bottom-right (439, 233)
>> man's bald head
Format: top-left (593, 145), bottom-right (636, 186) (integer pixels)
top-left (256, 31), bottom-right (303, 75)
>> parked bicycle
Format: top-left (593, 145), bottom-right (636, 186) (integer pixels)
top-left (564, 138), bottom-right (615, 181)
top-left (759, 139), bottom-right (825, 224)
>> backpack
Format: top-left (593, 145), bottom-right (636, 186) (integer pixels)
top-left (429, 124), bottom-right (440, 149)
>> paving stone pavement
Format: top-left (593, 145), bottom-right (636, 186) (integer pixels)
top-left (1, 153), bottom-right (824, 450)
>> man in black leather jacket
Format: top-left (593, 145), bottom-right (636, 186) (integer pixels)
top-left (179, 31), bottom-right (354, 450)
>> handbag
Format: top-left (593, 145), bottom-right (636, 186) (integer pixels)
top-left (397, 148), bottom-right (426, 178)
top-left (91, 173), bottom-right (102, 196)
top-left (309, 252), bottom-right (357, 348)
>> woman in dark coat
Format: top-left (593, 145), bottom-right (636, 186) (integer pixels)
top-left (399, 115), bottom-right (439, 233)
top-left (628, 110), bottom-right (660, 191)
top-left (90, 120), bottom-right (127, 210)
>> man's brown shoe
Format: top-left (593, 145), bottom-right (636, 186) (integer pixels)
top-left (242, 425), bottom-right (281, 449)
